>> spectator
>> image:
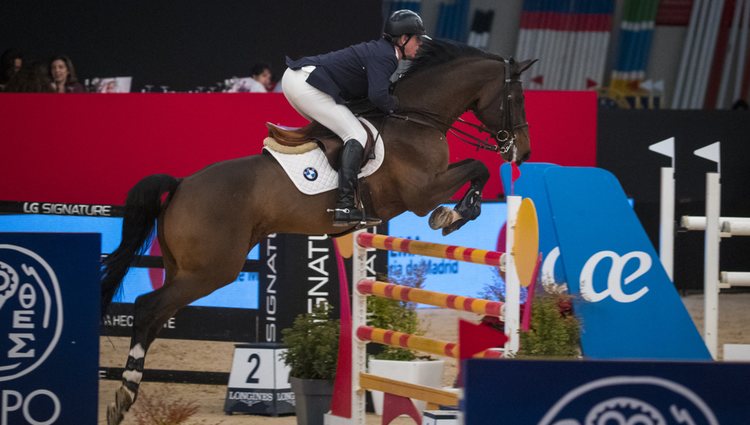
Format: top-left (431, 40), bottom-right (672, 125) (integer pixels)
top-left (248, 62), bottom-right (272, 92)
top-left (4, 60), bottom-right (53, 93)
top-left (0, 48), bottom-right (24, 89)
top-left (49, 55), bottom-right (84, 93)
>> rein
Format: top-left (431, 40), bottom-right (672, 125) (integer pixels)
top-left (389, 111), bottom-right (500, 151)
top-left (389, 57), bottom-right (527, 155)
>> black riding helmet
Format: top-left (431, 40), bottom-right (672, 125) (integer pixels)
top-left (383, 9), bottom-right (426, 40)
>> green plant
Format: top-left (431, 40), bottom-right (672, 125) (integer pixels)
top-left (369, 261), bottom-right (429, 360)
top-left (368, 296), bottom-right (421, 360)
top-left (479, 268), bottom-right (580, 358)
top-left (517, 293), bottom-right (580, 358)
top-left (280, 304), bottom-right (340, 380)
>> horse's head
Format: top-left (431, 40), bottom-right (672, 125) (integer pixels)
top-left (471, 57), bottom-right (537, 164)
top-left (394, 40), bottom-right (537, 164)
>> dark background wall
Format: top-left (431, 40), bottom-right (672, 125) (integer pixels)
top-left (0, 0), bottom-right (383, 91)
top-left (598, 110), bottom-right (750, 291)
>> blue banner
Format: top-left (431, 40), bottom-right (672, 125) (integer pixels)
top-left (0, 215), bottom-right (259, 309)
top-left (0, 233), bottom-right (100, 424)
top-left (543, 167), bottom-right (710, 359)
top-left (463, 359), bottom-right (750, 424)
top-left (501, 164), bottom-right (710, 360)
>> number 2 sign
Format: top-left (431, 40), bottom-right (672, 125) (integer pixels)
top-left (224, 343), bottom-right (294, 415)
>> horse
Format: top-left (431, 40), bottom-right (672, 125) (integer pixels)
top-left (103, 39), bottom-right (535, 424)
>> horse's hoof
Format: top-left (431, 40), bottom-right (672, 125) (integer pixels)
top-left (107, 385), bottom-right (134, 425)
top-left (429, 207), bottom-right (455, 229)
top-left (107, 403), bottom-right (123, 425)
top-left (117, 386), bottom-right (134, 406)
top-left (442, 218), bottom-right (469, 236)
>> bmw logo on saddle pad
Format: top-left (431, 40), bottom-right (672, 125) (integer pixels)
top-left (303, 167), bottom-right (318, 181)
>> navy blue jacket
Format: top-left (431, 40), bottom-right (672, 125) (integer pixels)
top-left (286, 38), bottom-right (399, 114)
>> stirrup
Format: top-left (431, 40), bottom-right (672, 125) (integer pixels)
top-left (328, 208), bottom-right (381, 228)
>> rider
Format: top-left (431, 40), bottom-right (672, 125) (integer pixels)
top-left (282, 9), bottom-right (427, 227)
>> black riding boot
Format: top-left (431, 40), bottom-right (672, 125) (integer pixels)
top-left (332, 140), bottom-right (381, 227)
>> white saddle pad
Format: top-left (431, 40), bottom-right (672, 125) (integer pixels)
top-left (262, 118), bottom-right (385, 195)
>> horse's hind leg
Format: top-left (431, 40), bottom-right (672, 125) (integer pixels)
top-left (107, 272), bottom-right (222, 425)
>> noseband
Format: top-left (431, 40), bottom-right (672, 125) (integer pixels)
top-left (390, 57), bottom-right (528, 155)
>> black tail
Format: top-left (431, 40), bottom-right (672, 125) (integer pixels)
top-left (101, 174), bottom-right (180, 317)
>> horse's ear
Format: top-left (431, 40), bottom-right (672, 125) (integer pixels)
top-left (518, 59), bottom-right (539, 74)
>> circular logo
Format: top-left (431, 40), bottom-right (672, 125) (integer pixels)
top-left (0, 245), bottom-right (63, 382)
top-left (303, 167), bottom-right (318, 181)
top-left (539, 376), bottom-right (718, 425)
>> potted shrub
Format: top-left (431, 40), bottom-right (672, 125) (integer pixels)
top-left (368, 263), bottom-right (445, 414)
top-left (479, 268), bottom-right (581, 358)
top-left (280, 304), bottom-right (339, 425)
top-left (517, 293), bottom-right (580, 358)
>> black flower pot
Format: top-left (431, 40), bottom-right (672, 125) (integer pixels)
top-left (289, 376), bottom-right (334, 425)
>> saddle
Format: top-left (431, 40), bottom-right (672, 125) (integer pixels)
top-left (265, 121), bottom-right (377, 170)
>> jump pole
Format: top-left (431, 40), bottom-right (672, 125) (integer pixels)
top-left (680, 216), bottom-right (750, 232)
top-left (356, 280), bottom-right (504, 317)
top-left (356, 325), bottom-right (503, 359)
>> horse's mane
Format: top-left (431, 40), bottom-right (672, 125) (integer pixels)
top-left (400, 38), bottom-right (503, 81)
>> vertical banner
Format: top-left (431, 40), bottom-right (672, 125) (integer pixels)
top-left (258, 231), bottom-right (388, 344)
top-left (0, 233), bottom-right (100, 425)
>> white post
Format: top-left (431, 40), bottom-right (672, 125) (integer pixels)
top-left (704, 172), bottom-right (721, 359)
top-left (648, 137), bottom-right (676, 280)
top-left (694, 141), bottom-right (722, 359)
top-left (351, 229), bottom-right (369, 425)
top-left (505, 196), bottom-right (521, 355)
top-left (659, 167), bottom-right (675, 280)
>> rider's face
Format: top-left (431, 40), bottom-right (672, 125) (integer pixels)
top-left (400, 35), bottom-right (422, 60)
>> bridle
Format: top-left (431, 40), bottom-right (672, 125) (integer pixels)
top-left (390, 57), bottom-right (527, 156)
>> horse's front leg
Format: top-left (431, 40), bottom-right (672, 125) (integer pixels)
top-left (408, 159), bottom-right (490, 236)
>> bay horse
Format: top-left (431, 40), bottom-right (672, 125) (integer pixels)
top-left (103, 39), bottom-right (535, 424)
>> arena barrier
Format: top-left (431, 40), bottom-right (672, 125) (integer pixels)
top-left (325, 196), bottom-right (539, 425)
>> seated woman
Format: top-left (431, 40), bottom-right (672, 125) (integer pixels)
top-left (49, 55), bottom-right (84, 93)
top-left (4, 60), bottom-right (53, 93)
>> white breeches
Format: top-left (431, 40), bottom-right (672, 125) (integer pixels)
top-left (282, 66), bottom-right (367, 147)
